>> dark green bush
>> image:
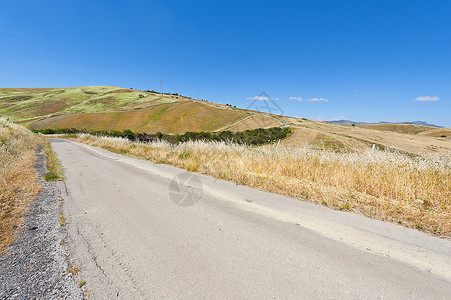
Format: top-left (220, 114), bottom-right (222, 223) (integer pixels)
top-left (33, 127), bottom-right (292, 146)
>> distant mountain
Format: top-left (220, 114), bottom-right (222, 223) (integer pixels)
top-left (379, 121), bottom-right (443, 128)
top-left (326, 120), bottom-right (443, 128)
top-left (325, 120), bottom-right (368, 126)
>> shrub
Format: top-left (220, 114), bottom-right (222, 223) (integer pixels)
top-left (34, 127), bottom-right (292, 146)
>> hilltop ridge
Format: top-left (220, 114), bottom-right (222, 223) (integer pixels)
top-left (1, 86), bottom-right (450, 156)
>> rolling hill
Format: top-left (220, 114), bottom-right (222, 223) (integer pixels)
top-left (0, 86), bottom-right (274, 133)
top-left (1, 86), bottom-right (450, 156)
top-left (280, 116), bottom-right (451, 155)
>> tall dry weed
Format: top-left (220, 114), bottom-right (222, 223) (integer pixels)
top-left (73, 134), bottom-right (451, 237)
top-left (0, 119), bottom-right (41, 254)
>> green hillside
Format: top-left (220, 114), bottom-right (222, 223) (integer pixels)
top-left (0, 86), bottom-right (252, 133)
top-left (0, 86), bottom-right (177, 122)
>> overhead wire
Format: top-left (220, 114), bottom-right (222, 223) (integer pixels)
top-left (0, 21), bottom-right (131, 77)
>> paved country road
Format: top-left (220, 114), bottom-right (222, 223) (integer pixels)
top-left (50, 138), bottom-right (451, 299)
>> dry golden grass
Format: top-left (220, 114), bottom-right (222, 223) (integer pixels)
top-left (0, 119), bottom-right (41, 254)
top-left (70, 134), bottom-right (451, 237)
top-left (68, 266), bottom-right (80, 275)
top-left (360, 123), bottom-right (431, 134)
top-left (220, 115), bottom-right (281, 132)
top-left (280, 118), bottom-right (451, 156)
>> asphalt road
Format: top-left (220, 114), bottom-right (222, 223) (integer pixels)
top-left (50, 138), bottom-right (451, 299)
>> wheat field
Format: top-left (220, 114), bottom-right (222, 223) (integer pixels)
top-left (70, 134), bottom-right (451, 237)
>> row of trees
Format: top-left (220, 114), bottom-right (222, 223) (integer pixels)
top-left (33, 127), bottom-right (292, 146)
top-left (173, 127), bottom-right (291, 145)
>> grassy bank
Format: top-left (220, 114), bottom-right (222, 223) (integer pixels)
top-left (43, 140), bottom-right (65, 181)
top-left (0, 119), bottom-right (41, 254)
top-left (68, 134), bottom-right (451, 237)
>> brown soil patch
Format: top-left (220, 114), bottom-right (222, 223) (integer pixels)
top-left (36, 101), bottom-right (67, 115)
top-left (106, 88), bottom-right (134, 94)
top-left (28, 102), bottom-right (247, 133)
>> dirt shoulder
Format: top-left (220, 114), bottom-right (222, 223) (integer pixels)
top-left (0, 146), bottom-right (82, 299)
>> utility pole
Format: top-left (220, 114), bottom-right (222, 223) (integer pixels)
top-left (160, 79), bottom-right (163, 96)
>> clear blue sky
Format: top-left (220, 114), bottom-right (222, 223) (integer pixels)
top-left (1, 0), bottom-right (450, 126)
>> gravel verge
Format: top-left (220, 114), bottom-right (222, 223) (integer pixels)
top-left (0, 146), bottom-right (83, 299)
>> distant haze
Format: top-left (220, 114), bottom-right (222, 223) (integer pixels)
top-left (325, 120), bottom-right (443, 128)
